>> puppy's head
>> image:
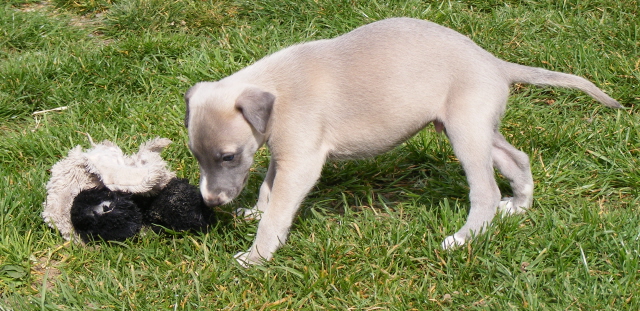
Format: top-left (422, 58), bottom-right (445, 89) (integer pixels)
top-left (185, 82), bottom-right (274, 207)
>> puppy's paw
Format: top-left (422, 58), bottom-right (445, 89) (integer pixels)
top-left (441, 234), bottom-right (466, 250)
top-left (498, 197), bottom-right (525, 216)
top-left (234, 251), bottom-right (251, 268)
top-left (235, 207), bottom-right (262, 220)
top-left (234, 250), bottom-right (265, 267)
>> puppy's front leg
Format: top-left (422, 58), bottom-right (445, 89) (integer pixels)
top-left (235, 154), bottom-right (325, 266)
top-left (236, 160), bottom-right (276, 220)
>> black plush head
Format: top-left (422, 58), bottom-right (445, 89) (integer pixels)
top-left (141, 178), bottom-right (216, 232)
top-left (70, 188), bottom-right (143, 243)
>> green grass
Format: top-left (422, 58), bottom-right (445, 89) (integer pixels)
top-left (1, 0), bottom-right (639, 309)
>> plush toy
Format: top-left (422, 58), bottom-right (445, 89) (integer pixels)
top-left (42, 137), bottom-right (215, 243)
top-left (69, 178), bottom-right (215, 242)
top-left (70, 187), bottom-right (144, 242)
top-left (139, 177), bottom-right (215, 233)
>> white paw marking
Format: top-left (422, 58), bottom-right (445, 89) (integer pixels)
top-left (498, 197), bottom-right (524, 216)
top-left (234, 251), bottom-right (250, 268)
top-left (441, 234), bottom-right (466, 250)
top-left (234, 250), bottom-right (266, 267)
top-left (235, 207), bottom-right (262, 220)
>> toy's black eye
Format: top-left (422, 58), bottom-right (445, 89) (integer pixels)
top-left (222, 154), bottom-right (235, 162)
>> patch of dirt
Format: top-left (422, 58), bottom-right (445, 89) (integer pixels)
top-left (16, 0), bottom-right (112, 45)
top-left (17, 1), bottom-right (52, 13)
top-left (30, 255), bottom-right (63, 294)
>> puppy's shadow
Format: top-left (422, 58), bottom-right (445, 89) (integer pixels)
top-left (308, 146), bottom-right (466, 216)
top-left (211, 130), bottom-right (513, 235)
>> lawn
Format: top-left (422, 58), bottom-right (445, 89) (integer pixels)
top-left (1, 0), bottom-right (639, 309)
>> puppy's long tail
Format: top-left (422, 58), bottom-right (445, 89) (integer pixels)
top-left (502, 61), bottom-right (622, 108)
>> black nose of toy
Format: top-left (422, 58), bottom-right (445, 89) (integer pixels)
top-left (92, 201), bottom-right (113, 216)
top-left (101, 201), bottom-right (113, 213)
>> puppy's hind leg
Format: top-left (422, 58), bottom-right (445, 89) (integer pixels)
top-left (492, 131), bottom-right (534, 215)
top-left (441, 116), bottom-right (501, 249)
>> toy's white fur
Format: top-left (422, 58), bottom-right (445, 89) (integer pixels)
top-left (42, 137), bottom-right (176, 242)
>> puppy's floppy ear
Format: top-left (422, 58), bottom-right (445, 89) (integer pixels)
top-left (235, 87), bottom-right (275, 134)
top-left (183, 85), bottom-right (197, 128)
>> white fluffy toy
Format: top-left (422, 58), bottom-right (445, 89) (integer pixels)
top-left (42, 137), bottom-right (177, 242)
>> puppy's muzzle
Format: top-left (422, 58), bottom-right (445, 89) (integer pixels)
top-left (200, 171), bottom-right (249, 207)
top-left (201, 191), bottom-right (231, 207)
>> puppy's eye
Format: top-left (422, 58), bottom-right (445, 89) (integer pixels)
top-left (222, 154), bottom-right (235, 161)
